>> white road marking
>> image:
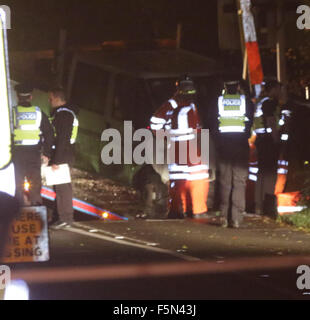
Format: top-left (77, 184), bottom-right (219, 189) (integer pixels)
top-left (72, 222), bottom-right (161, 247)
top-left (65, 226), bottom-right (201, 262)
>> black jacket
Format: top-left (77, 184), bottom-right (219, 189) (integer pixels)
top-left (51, 105), bottom-right (76, 165)
top-left (13, 102), bottom-right (54, 158)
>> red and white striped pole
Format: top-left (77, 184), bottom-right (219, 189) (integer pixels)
top-left (240, 0), bottom-right (264, 96)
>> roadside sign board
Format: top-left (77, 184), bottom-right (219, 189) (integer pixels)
top-left (2, 207), bottom-right (50, 263)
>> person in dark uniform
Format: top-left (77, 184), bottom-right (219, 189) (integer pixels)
top-left (253, 80), bottom-right (282, 216)
top-left (12, 83), bottom-right (54, 206)
top-left (48, 87), bottom-right (79, 229)
top-left (217, 80), bottom-right (254, 228)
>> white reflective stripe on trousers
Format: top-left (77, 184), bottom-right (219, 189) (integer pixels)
top-left (278, 160), bottom-right (288, 166)
top-left (254, 128), bottom-right (272, 134)
top-left (277, 206), bottom-right (306, 213)
top-left (249, 167), bottom-right (259, 174)
top-left (277, 168), bottom-right (288, 175)
top-left (281, 134), bottom-right (289, 141)
top-left (248, 174), bottom-right (258, 182)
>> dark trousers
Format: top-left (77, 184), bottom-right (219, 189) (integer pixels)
top-left (218, 137), bottom-right (249, 223)
top-left (13, 148), bottom-right (42, 206)
top-left (219, 158), bottom-right (248, 223)
top-left (54, 182), bottom-right (74, 224)
top-left (255, 135), bottom-right (279, 215)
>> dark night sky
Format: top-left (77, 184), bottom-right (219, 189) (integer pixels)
top-left (4, 0), bottom-right (219, 57)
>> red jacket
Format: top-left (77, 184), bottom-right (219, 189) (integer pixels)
top-left (150, 96), bottom-right (208, 181)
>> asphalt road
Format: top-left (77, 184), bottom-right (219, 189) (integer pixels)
top-left (6, 215), bottom-right (310, 300)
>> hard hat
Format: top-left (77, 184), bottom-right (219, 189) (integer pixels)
top-left (176, 74), bottom-right (196, 95)
top-left (15, 83), bottom-right (34, 96)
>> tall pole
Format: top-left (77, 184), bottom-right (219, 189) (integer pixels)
top-left (236, 0), bottom-right (245, 55)
top-left (56, 29), bottom-right (67, 86)
top-left (176, 23), bottom-right (182, 49)
top-left (237, 0), bottom-right (252, 91)
top-left (276, 0), bottom-right (286, 87)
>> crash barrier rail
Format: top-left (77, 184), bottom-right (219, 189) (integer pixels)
top-left (41, 186), bottom-right (128, 221)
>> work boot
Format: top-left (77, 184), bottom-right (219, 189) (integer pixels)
top-left (231, 220), bottom-right (249, 229)
top-left (232, 220), bottom-right (240, 229)
top-left (191, 213), bottom-right (209, 220)
top-left (221, 218), bottom-right (229, 228)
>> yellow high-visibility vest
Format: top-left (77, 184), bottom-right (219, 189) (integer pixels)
top-left (13, 106), bottom-right (42, 146)
top-left (218, 94), bottom-right (247, 133)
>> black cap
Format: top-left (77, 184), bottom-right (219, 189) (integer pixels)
top-left (15, 83), bottom-right (34, 96)
top-left (224, 80), bottom-right (240, 94)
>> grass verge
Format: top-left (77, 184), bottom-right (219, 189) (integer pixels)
top-left (277, 209), bottom-right (310, 231)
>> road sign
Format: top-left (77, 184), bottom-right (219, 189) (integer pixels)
top-left (2, 207), bottom-right (50, 263)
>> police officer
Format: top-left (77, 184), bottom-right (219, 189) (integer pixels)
top-left (217, 80), bottom-right (254, 228)
top-left (253, 80), bottom-right (282, 216)
top-left (48, 87), bottom-right (79, 229)
top-left (12, 83), bottom-right (54, 206)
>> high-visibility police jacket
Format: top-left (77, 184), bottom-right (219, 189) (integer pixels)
top-left (13, 106), bottom-right (42, 146)
top-left (150, 98), bottom-right (209, 181)
top-left (218, 94), bottom-right (247, 133)
top-left (50, 107), bottom-right (79, 145)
